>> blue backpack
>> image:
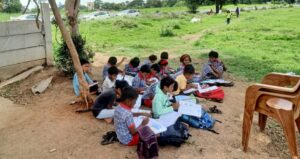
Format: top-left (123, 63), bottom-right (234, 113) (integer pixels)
top-left (180, 108), bottom-right (221, 134)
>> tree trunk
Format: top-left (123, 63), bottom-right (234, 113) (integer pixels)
top-left (215, 0), bottom-right (220, 13)
top-left (48, 0), bottom-right (89, 102)
top-left (65, 0), bottom-right (80, 37)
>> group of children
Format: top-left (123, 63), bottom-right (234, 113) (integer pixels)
top-left (72, 50), bottom-right (226, 146)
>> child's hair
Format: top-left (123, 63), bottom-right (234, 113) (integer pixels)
top-left (151, 64), bottom-right (160, 73)
top-left (108, 56), bottom-right (118, 65)
top-left (180, 54), bottom-right (192, 63)
top-left (209, 51), bottom-right (219, 58)
top-left (158, 59), bottom-right (168, 66)
top-left (149, 54), bottom-right (157, 61)
top-left (160, 51), bottom-right (169, 60)
top-left (173, 81), bottom-right (178, 92)
top-left (140, 65), bottom-right (151, 73)
top-left (115, 80), bottom-right (129, 90)
top-left (160, 76), bottom-right (176, 90)
top-left (120, 86), bottom-right (139, 102)
top-left (184, 64), bottom-right (195, 74)
top-left (108, 66), bottom-right (119, 75)
top-left (130, 57), bottom-right (140, 68)
top-left (80, 59), bottom-right (90, 65)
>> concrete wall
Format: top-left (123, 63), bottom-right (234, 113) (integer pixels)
top-left (0, 3), bottom-right (53, 82)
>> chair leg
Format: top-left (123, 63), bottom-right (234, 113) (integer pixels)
top-left (295, 115), bottom-right (300, 134)
top-left (258, 113), bottom-right (268, 132)
top-left (242, 109), bottom-right (254, 152)
top-left (276, 109), bottom-right (298, 158)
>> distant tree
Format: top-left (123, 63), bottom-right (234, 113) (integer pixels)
top-left (3, 0), bottom-right (22, 13)
top-left (145, 0), bottom-right (163, 8)
top-left (166, 0), bottom-right (178, 6)
top-left (94, 0), bottom-right (103, 9)
top-left (128, 0), bottom-right (145, 8)
top-left (215, 0), bottom-right (226, 13)
top-left (185, 0), bottom-right (203, 13)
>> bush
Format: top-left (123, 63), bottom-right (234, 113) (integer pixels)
top-left (160, 26), bottom-right (175, 37)
top-left (113, 19), bottom-right (138, 29)
top-left (3, 0), bottom-right (22, 13)
top-left (55, 35), bottom-right (95, 74)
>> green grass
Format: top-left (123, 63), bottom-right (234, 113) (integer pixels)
top-left (0, 12), bottom-right (21, 22)
top-left (1, 4), bottom-right (298, 82)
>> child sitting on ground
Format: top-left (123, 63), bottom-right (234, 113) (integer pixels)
top-left (132, 65), bottom-right (152, 93)
top-left (152, 77), bottom-right (179, 118)
top-left (201, 51), bottom-right (226, 80)
top-left (102, 66), bottom-right (119, 92)
top-left (177, 54), bottom-right (192, 73)
top-left (158, 59), bottom-right (170, 77)
top-left (92, 80), bottom-right (129, 123)
top-left (73, 59), bottom-right (98, 97)
top-left (174, 64), bottom-right (198, 95)
top-left (102, 56), bottom-right (126, 79)
top-left (124, 57), bottom-right (140, 77)
top-left (114, 87), bottom-right (149, 146)
top-left (149, 63), bottom-right (161, 80)
top-left (160, 51), bottom-right (176, 74)
top-left (143, 54), bottom-right (157, 67)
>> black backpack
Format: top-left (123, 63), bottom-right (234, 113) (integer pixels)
top-left (157, 120), bottom-right (191, 147)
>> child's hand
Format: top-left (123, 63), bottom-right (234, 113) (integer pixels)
top-left (121, 57), bottom-right (127, 61)
top-left (142, 117), bottom-right (149, 126)
top-left (172, 103), bottom-right (179, 110)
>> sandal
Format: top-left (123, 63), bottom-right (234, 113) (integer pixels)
top-left (208, 106), bottom-right (222, 114)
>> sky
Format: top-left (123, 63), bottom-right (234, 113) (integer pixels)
top-left (20, 0), bottom-right (132, 9)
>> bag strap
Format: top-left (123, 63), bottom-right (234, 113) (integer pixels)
top-left (207, 129), bottom-right (219, 134)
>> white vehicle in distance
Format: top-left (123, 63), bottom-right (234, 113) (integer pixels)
top-left (81, 11), bottom-right (110, 21)
top-left (10, 14), bottom-right (40, 21)
top-left (117, 9), bottom-right (140, 17)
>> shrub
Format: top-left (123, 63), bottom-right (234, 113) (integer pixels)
top-left (160, 26), bottom-right (175, 37)
top-left (113, 20), bottom-right (138, 29)
top-left (55, 35), bottom-right (95, 74)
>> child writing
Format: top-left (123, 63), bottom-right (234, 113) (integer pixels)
top-left (132, 65), bottom-right (152, 93)
top-left (152, 77), bottom-right (179, 118)
top-left (201, 51), bottom-right (226, 80)
top-left (102, 66), bottom-right (119, 92)
top-left (124, 57), bottom-right (140, 77)
top-left (102, 56), bottom-right (126, 79)
top-left (174, 64), bottom-right (198, 95)
top-left (160, 51), bottom-right (176, 74)
top-left (73, 59), bottom-right (98, 97)
top-left (92, 80), bottom-right (129, 123)
top-left (114, 87), bottom-right (149, 146)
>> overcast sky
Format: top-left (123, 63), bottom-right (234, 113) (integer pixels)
top-left (20, 0), bottom-right (132, 8)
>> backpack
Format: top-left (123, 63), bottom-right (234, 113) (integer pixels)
top-left (180, 108), bottom-right (220, 134)
top-left (137, 126), bottom-right (159, 159)
top-left (157, 120), bottom-right (191, 147)
top-left (195, 87), bottom-right (224, 102)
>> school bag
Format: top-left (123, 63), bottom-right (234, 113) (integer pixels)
top-left (180, 108), bottom-right (221, 134)
top-left (137, 126), bottom-right (159, 159)
top-left (157, 120), bottom-right (191, 147)
top-left (195, 87), bottom-right (224, 102)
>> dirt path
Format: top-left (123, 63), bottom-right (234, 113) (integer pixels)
top-left (0, 54), bottom-right (294, 159)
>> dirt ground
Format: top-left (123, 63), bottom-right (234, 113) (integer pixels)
top-left (0, 54), bottom-right (298, 159)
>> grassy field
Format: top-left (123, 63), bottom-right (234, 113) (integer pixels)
top-left (69, 6), bottom-right (299, 81)
top-left (1, 5), bottom-right (299, 81)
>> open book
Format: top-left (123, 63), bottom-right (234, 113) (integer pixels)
top-left (134, 116), bottom-right (167, 134)
top-left (183, 83), bottom-right (218, 94)
top-left (178, 101), bottom-right (203, 118)
top-left (116, 74), bottom-right (134, 86)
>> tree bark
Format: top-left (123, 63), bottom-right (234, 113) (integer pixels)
top-left (65, 0), bottom-right (80, 37)
top-left (48, 0), bottom-right (89, 101)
